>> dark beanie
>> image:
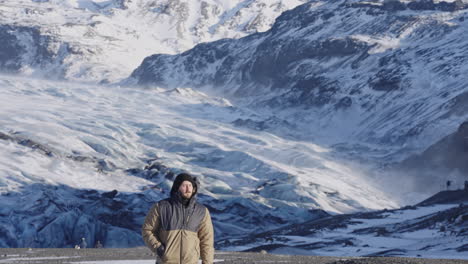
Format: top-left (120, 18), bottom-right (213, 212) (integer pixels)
top-left (170, 173), bottom-right (198, 195)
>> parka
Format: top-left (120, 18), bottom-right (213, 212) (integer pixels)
top-left (142, 174), bottom-right (214, 264)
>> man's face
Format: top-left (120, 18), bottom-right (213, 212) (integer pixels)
top-left (178, 180), bottom-right (194, 199)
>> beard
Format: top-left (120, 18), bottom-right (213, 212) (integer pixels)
top-left (180, 191), bottom-right (192, 199)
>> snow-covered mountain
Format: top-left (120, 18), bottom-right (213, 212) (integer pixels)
top-left (130, 0), bottom-right (468, 195)
top-left (219, 190), bottom-right (468, 259)
top-left (130, 0), bottom-right (468, 149)
top-left (0, 0), bottom-right (307, 82)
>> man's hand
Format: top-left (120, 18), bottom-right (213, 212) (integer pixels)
top-left (156, 244), bottom-right (165, 258)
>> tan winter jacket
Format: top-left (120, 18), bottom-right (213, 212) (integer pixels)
top-left (142, 192), bottom-right (214, 264)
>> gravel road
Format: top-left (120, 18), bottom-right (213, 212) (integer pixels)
top-left (0, 247), bottom-right (466, 264)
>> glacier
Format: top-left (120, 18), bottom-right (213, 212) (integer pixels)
top-left (0, 75), bottom-right (396, 248)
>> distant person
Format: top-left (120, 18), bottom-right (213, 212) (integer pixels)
top-left (446, 180), bottom-right (451, 190)
top-left (142, 173), bottom-right (214, 264)
top-left (95, 240), bottom-right (103, 248)
top-left (79, 237), bottom-right (87, 249)
top-left (464, 180), bottom-right (468, 191)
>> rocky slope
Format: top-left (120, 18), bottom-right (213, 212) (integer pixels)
top-left (397, 121), bottom-right (468, 191)
top-left (218, 190), bottom-right (468, 259)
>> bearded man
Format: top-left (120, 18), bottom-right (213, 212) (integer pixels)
top-left (142, 173), bottom-right (214, 264)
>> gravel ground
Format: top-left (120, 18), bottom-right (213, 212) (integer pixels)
top-left (0, 248), bottom-right (466, 264)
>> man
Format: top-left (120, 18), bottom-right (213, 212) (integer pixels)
top-left (142, 173), bottom-right (214, 264)
top-left (79, 237), bottom-right (87, 249)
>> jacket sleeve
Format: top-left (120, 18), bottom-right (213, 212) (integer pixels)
top-left (198, 207), bottom-right (214, 264)
top-left (142, 203), bottom-right (162, 253)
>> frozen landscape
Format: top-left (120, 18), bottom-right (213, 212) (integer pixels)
top-left (0, 0), bottom-right (467, 261)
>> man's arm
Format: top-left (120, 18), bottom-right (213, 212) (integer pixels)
top-left (198, 208), bottom-right (214, 264)
top-left (142, 203), bottom-right (163, 253)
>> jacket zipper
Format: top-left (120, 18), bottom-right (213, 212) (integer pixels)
top-left (180, 203), bottom-right (194, 263)
top-left (180, 204), bottom-right (186, 264)
top-left (179, 229), bottom-right (183, 264)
